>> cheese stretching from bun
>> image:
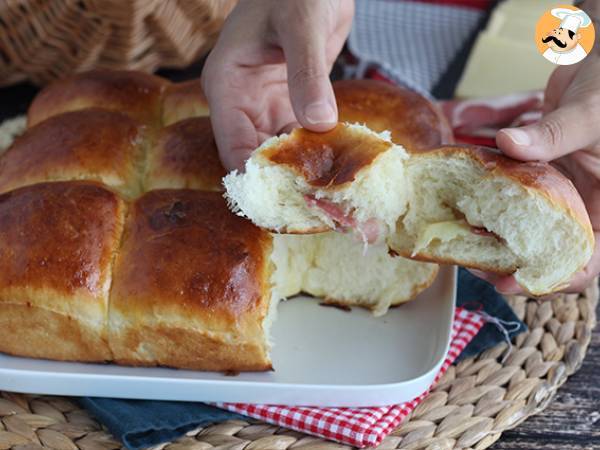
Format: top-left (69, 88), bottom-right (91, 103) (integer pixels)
top-left (225, 131), bottom-right (594, 296)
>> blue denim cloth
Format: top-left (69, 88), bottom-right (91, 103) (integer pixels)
top-left (456, 268), bottom-right (527, 360)
top-left (79, 398), bottom-right (246, 449)
top-left (81, 268), bottom-right (526, 449)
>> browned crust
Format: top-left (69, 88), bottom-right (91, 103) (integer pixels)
top-left (0, 304), bottom-right (112, 362)
top-left (161, 79), bottom-right (210, 126)
top-left (422, 145), bottom-right (595, 247)
top-left (27, 69), bottom-right (168, 127)
top-left (0, 108), bottom-right (146, 198)
top-left (144, 117), bottom-right (226, 192)
top-left (261, 123), bottom-right (392, 188)
top-left (334, 79), bottom-right (453, 151)
top-left (0, 181), bottom-right (125, 302)
top-left (109, 190), bottom-right (274, 371)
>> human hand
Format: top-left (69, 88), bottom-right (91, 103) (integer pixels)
top-left (201, 0), bottom-right (354, 171)
top-left (484, 50), bottom-right (600, 295)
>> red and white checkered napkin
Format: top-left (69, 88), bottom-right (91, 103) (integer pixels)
top-left (215, 308), bottom-right (484, 448)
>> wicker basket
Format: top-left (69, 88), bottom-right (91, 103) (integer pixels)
top-left (0, 0), bottom-right (236, 87)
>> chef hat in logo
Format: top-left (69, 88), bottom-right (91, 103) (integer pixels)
top-left (551, 7), bottom-right (592, 33)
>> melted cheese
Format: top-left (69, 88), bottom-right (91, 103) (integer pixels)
top-left (413, 220), bottom-right (472, 255)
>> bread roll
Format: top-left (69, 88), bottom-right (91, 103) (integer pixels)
top-left (0, 181), bottom-right (126, 362)
top-left (108, 190), bottom-right (276, 371)
top-left (388, 146), bottom-right (594, 295)
top-left (334, 79), bottom-right (453, 151)
top-left (224, 122), bottom-right (409, 242)
top-left (161, 79), bottom-right (210, 126)
top-left (145, 117), bottom-right (225, 192)
top-left (0, 109), bottom-right (146, 198)
top-left (28, 69), bottom-right (167, 128)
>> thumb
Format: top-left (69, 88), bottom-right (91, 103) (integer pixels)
top-left (278, 19), bottom-right (337, 131)
top-left (496, 104), bottom-right (596, 161)
top-left (543, 65), bottom-right (578, 114)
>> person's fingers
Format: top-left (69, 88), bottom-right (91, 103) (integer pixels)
top-left (212, 104), bottom-right (258, 172)
top-left (466, 269), bottom-right (525, 295)
top-left (543, 65), bottom-right (579, 114)
top-left (563, 232), bottom-right (600, 292)
top-left (496, 101), bottom-right (599, 162)
top-left (202, 62), bottom-right (254, 171)
top-left (201, 43), bottom-right (256, 172)
top-left (276, 4), bottom-right (337, 131)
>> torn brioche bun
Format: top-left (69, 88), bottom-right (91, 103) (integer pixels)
top-left (388, 146), bottom-right (594, 295)
top-left (224, 121), bottom-right (594, 296)
top-left (224, 122), bottom-right (409, 243)
top-left (334, 79), bottom-right (454, 151)
top-left (271, 232), bottom-right (439, 317)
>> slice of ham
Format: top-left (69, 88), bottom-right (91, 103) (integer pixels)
top-left (304, 195), bottom-right (354, 228)
top-left (304, 195), bottom-right (381, 244)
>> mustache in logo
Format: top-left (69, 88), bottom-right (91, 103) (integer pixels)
top-left (542, 35), bottom-right (567, 48)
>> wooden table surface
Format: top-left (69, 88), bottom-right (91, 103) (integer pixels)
top-left (492, 301), bottom-right (600, 450)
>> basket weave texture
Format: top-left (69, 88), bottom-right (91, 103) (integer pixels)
top-left (0, 0), bottom-right (235, 87)
top-left (0, 118), bottom-right (598, 449)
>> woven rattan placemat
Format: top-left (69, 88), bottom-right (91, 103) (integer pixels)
top-left (0, 118), bottom-right (598, 450)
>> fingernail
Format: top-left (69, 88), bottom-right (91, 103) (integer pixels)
top-left (501, 128), bottom-right (531, 147)
top-left (304, 102), bottom-right (336, 125)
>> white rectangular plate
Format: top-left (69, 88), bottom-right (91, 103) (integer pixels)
top-left (0, 266), bottom-right (456, 407)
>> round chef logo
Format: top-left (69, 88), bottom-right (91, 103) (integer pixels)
top-left (535, 5), bottom-right (595, 65)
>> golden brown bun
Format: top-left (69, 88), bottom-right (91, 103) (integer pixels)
top-left (162, 79), bottom-right (210, 126)
top-left (0, 109), bottom-right (146, 198)
top-left (334, 79), bottom-right (453, 151)
top-left (0, 182), bottom-right (126, 362)
top-left (109, 190), bottom-right (274, 371)
top-left (145, 117), bottom-right (226, 192)
top-left (28, 69), bottom-right (168, 127)
top-left (262, 123), bottom-right (393, 188)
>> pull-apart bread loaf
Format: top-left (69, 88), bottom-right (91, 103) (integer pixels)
top-left (0, 71), bottom-right (438, 370)
top-left (225, 81), bottom-right (594, 297)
